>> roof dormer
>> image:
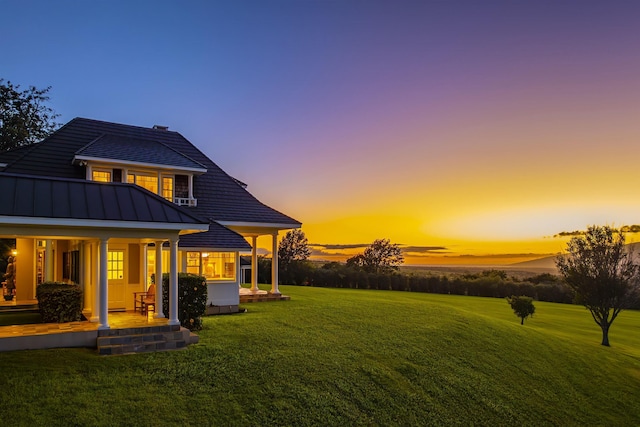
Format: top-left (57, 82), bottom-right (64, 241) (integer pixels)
top-left (75, 134), bottom-right (206, 207)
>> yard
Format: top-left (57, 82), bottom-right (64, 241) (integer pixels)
top-left (0, 286), bottom-right (639, 426)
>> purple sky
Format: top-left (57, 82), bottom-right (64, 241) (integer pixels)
top-left (4, 1), bottom-right (640, 263)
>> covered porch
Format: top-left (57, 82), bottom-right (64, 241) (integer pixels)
top-left (0, 174), bottom-right (209, 332)
top-left (220, 221), bottom-right (302, 298)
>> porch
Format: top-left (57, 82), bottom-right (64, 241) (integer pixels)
top-left (0, 309), bottom-right (198, 354)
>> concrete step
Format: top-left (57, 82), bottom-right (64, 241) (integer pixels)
top-left (240, 293), bottom-right (291, 303)
top-left (97, 325), bottom-right (197, 355)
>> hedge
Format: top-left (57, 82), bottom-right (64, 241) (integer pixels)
top-left (277, 263), bottom-right (585, 306)
top-left (160, 272), bottom-right (207, 331)
top-left (36, 282), bottom-right (83, 323)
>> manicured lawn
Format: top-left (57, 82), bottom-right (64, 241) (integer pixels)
top-left (1, 286), bottom-right (639, 426)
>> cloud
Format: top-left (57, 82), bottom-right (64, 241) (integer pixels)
top-left (445, 253), bottom-right (556, 259)
top-left (308, 243), bottom-right (451, 259)
top-left (554, 224), bottom-right (640, 238)
top-left (309, 243), bottom-right (370, 250)
top-left (554, 230), bottom-right (585, 238)
top-left (401, 245), bottom-right (449, 255)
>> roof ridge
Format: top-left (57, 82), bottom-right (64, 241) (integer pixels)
top-left (74, 133), bottom-right (107, 155)
top-left (72, 117), bottom-right (182, 136)
top-left (144, 137), bottom-right (208, 171)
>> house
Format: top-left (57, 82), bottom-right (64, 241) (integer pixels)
top-left (0, 118), bottom-right (300, 329)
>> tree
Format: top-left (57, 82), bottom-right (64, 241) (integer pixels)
top-left (0, 79), bottom-right (59, 152)
top-left (278, 229), bottom-right (311, 269)
top-left (347, 239), bottom-right (404, 273)
top-left (506, 295), bottom-right (535, 325)
top-left (556, 225), bottom-right (640, 346)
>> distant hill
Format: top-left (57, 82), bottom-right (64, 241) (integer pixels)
top-left (511, 242), bottom-right (640, 271)
top-left (511, 255), bottom-right (559, 270)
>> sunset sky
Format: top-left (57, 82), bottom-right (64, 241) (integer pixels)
top-left (3, 1), bottom-right (640, 265)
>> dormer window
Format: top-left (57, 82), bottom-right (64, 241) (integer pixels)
top-left (126, 172), bottom-right (158, 195)
top-left (92, 170), bottom-right (111, 182)
top-left (88, 165), bottom-right (197, 206)
top-left (162, 177), bottom-right (174, 202)
top-left (76, 133), bottom-right (205, 207)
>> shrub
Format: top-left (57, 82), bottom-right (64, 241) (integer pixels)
top-left (161, 273), bottom-right (207, 331)
top-left (36, 282), bottom-right (83, 323)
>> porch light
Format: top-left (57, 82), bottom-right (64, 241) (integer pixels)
top-left (202, 253), bottom-right (209, 258)
top-left (11, 250), bottom-right (17, 256)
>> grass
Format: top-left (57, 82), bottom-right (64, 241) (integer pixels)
top-left (0, 286), bottom-right (639, 426)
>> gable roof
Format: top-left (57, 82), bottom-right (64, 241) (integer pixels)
top-left (75, 134), bottom-right (207, 173)
top-left (0, 118), bottom-right (301, 228)
top-left (0, 173), bottom-right (209, 233)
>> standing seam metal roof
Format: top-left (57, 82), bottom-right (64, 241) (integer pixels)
top-left (0, 173), bottom-right (209, 225)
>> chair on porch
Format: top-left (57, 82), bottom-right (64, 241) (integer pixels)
top-left (134, 284), bottom-right (156, 315)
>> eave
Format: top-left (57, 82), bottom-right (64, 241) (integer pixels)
top-left (217, 220), bottom-right (302, 236)
top-left (74, 155), bottom-right (207, 174)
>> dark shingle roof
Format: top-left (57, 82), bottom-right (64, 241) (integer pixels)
top-left (0, 117), bottom-right (301, 226)
top-left (178, 221), bottom-right (251, 250)
top-left (0, 173), bottom-right (208, 225)
top-left (75, 134), bottom-right (207, 172)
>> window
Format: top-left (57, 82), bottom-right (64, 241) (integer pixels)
top-left (92, 170), bottom-right (111, 182)
top-left (183, 252), bottom-right (236, 281)
top-left (128, 173), bottom-right (158, 194)
top-left (186, 252), bottom-right (200, 275)
top-left (108, 250), bottom-right (124, 280)
top-left (162, 176), bottom-right (174, 202)
top-left (202, 252), bottom-right (236, 281)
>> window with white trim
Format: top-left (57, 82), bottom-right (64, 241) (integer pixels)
top-left (92, 170), bottom-right (112, 182)
top-left (186, 251), bottom-right (235, 281)
top-left (128, 172), bottom-right (158, 194)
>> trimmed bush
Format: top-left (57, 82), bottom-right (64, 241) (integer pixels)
top-left (36, 282), bottom-right (83, 323)
top-left (161, 273), bottom-right (207, 331)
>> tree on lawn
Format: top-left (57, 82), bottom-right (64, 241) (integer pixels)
top-left (0, 78), bottom-right (59, 152)
top-left (506, 295), bottom-right (535, 325)
top-left (278, 229), bottom-right (311, 269)
top-left (556, 225), bottom-right (640, 346)
top-left (277, 229), bottom-right (312, 285)
top-left (347, 239), bottom-right (404, 273)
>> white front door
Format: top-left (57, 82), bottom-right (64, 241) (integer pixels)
top-left (107, 249), bottom-right (126, 310)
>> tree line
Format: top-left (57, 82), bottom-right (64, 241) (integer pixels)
top-left (276, 226), bottom-right (640, 347)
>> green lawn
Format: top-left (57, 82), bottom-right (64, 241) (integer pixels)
top-left (1, 286), bottom-right (639, 426)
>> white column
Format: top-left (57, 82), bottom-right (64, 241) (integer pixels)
top-left (251, 236), bottom-right (259, 294)
top-left (168, 237), bottom-right (180, 326)
top-left (91, 241), bottom-right (99, 322)
top-left (141, 243), bottom-right (148, 286)
top-left (236, 252), bottom-right (241, 288)
top-left (82, 241), bottom-right (91, 312)
top-left (270, 232), bottom-right (280, 295)
top-left (154, 240), bottom-right (165, 318)
top-left (188, 174), bottom-right (194, 199)
top-left (98, 238), bottom-right (109, 330)
top-left (44, 239), bottom-right (54, 282)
